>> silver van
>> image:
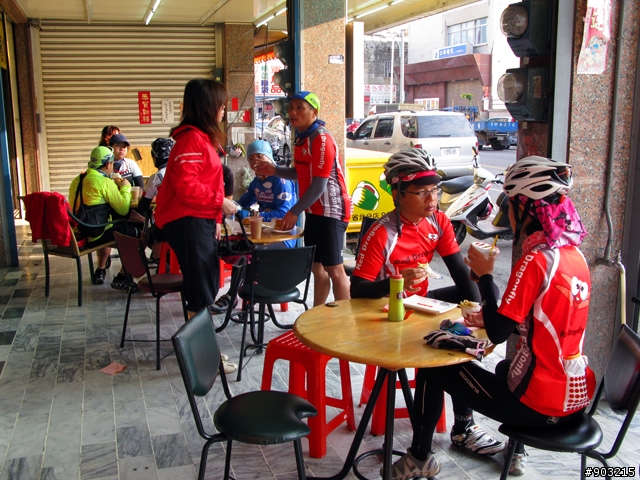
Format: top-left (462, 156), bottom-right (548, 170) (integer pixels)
top-left (347, 111), bottom-right (478, 178)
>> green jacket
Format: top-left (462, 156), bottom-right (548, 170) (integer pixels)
top-left (69, 168), bottom-right (131, 241)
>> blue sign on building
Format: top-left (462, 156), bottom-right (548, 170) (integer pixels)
top-left (434, 43), bottom-right (471, 60)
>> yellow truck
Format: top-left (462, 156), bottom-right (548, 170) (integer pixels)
top-left (345, 147), bottom-right (393, 238)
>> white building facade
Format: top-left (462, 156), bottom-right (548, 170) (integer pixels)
top-left (405, 0), bottom-right (520, 117)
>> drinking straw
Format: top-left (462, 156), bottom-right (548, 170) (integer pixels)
top-left (489, 235), bottom-right (499, 255)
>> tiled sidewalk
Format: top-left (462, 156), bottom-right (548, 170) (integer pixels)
top-left (0, 223), bottom-right (638, 480)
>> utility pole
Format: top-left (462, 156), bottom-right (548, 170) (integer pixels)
top-left (399, 30), bottom-right (405, 103)
top-left (389, 37), bottom-right (394, 104)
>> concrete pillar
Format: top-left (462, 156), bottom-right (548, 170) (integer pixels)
top-left (299, 0), bottom-right (347, 166)
top-left (13, 24), bottom-right (40, 194)
top-left (222, 23), bottom-right (256, 199)
top-left (507, 0), bottom-right (640, 379)
top-left (566, 0), bottom-right (639, 376)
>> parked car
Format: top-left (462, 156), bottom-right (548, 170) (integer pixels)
top-left (254, 119), bottom-right (269, 139)
top-left (261, 116), bottom-right (292, 166)
top-left (347, 110), bottom-right (478, 178)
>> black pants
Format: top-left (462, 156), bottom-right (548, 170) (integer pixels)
top-left (411, 283), bottom-right (585, 456)
top-left (163, 217), bottom-right (219, 312)
top-left (87, 221), bottom-right (138, 248)
top-left (410, 360), bottom-right (585, 456)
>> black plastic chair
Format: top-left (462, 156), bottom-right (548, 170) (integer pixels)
top-left (114, 232), bottom-right (188, 370)
top-left (344, 216), bottom-right (377, 276)
top-left (172, 308), bottom-right (317, 480)
top-left (236, 245), bottom-right (315, 381)
top-left (499, 324), bottom-right (640, 480)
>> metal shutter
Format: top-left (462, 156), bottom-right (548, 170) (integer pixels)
top-left (445, 80), bottom-right (484, 110)
top-left (38, 23), bottom-right (216, 195)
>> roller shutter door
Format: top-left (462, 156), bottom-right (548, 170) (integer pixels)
top-left (445, 80), bottom-right (484, 110)
top-left (39, 23), bottom-right (216, 195)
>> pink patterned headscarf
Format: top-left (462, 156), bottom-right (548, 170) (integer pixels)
top-left (516, 194), bottom-right (587, 248)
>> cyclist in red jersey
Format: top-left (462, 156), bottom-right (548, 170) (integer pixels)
top-left (389, 156), bottom-right (593, 480)
top-left (254, 91), bottom-right (351, 305)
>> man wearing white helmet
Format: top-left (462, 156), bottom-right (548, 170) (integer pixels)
top-left (351, 148), bottom-right (506, 468)
top-left (390, 156), bottom-right (594, 479)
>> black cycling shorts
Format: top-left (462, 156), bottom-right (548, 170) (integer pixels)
top-left (303, 213), bottom-right (348, 267)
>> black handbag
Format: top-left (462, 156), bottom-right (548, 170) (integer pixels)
top-left (72, 173), bottom-right (112, 238)
top-left (219, 215), bottom-right (253, 258)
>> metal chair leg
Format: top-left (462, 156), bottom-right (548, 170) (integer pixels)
top-left (43, 249), bottom-right (51, 297)
top-left (293, 438), bottom-right (307, 480)
top-left (500, 439), bottom-right (518, 480)
top-left (223, 439), bottom-right (233, 480)
top-left (236, 305), bottom-right (251, 381)
top-left (156, 295), bottom-right (162, 370)
top-left (88, 252), bottom-right (96, 285)
top-left (75, 257), bottom-right (83, 307)
top-left (180, 292), bottom-right (188, 322)
top-left (120, 289), bottom-right (133, 348)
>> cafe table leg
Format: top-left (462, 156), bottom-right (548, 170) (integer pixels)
top-left (309, 368), bottom-right (387, 480)
top-left (351, 369), bottom-right (411, 480)
top-left (381, 370), bottom-right (397, 480)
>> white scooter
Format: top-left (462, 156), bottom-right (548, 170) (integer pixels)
top-left (441, 148), bottom-right (511, 244)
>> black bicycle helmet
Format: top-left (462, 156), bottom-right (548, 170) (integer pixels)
top-left (151, 138), bottom-right (175, 169)
top-left (383, 148), bottom-right (437, 187)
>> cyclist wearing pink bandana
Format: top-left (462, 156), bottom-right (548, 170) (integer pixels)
top-left (388, 156), bottom-right (594, 480)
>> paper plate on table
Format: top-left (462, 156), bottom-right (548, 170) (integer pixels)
top-left (272, 227), bottom-right (295, 234)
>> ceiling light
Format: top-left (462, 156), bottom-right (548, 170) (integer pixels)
top-left (144, 0), bottom-right (162, 25)
top-left (355, 5), bottom-right (388, 19)
top-left (347, 17), bottom-right (354, 23)
top-left (256, 15), bottom-right (275, 27)
top-left (276, 7), bottom-right (287, 16)
top-left (390, 0), bottom-right (405, 4)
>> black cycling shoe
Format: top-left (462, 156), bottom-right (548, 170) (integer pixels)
top-left (111, 273), bottom-right (139, 293)
top-left (209, 294), bottom-right (236, 314)
top-left (94, 268), bottom-right (106, 285)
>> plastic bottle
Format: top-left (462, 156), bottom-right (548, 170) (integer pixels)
top-left (388, 273), bottom-right (405, 322)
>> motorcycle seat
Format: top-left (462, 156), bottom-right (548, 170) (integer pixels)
top-left (440, 176), bottom-right (475, 195)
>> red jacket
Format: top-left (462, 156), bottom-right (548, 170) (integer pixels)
top-left (24, 191), bottom-right (73, 247)
top-left (155, 125), bottom-right (225, 228)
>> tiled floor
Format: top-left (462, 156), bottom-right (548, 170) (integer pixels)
top-left (0, 222), bottom-right (638, 480)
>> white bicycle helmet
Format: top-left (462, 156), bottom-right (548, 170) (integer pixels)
top-left (503, 156), bottom-right (573, 200)
top-left (383, 148), bottom-right (437, 186)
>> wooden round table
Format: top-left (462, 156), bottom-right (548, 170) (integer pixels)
top-left (249, 226), bottom-right (304, 245)
top-left (294, 298), bottom-right (493, 480)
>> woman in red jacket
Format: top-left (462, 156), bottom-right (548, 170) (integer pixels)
top-left (155, 78), bottom-right (236, 318)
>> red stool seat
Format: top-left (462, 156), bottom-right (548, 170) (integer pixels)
top-left (261, 331), bottom-right (356, 458)
top-left (157, 242), bottom-right (180, 274)
top-left (360, 364), bottom-right (448, 435)
top-left (219, 258), bottom-right (233, 287)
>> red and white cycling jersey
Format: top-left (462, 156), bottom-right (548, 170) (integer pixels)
top-left (498, 239), bottom-right (595, 417)
top-left (353, 210), bottom-right (459, 297)
top-left (293, 128), bottom-right (351, 223)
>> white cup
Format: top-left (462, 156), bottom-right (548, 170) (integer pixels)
top-left (467, 241), bottom-right (499, 280)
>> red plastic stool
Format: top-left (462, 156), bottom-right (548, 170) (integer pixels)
top-left (157, 242), bottom-right (180, 274)
top-left (261, 330), bottom-right (356, 458)
top-left (219, 258), bottom-right (233, 287)
top-left (359, 364), bottom-right (447, 435)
